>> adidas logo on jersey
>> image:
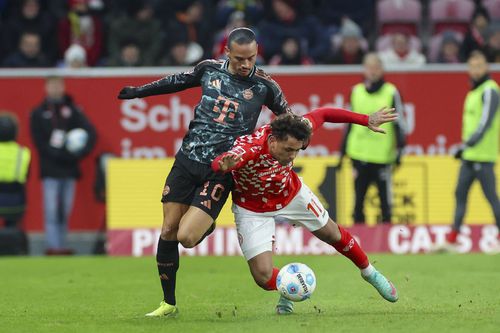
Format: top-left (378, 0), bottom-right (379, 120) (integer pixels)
top-left (210, 79), bottom-right (221, 89)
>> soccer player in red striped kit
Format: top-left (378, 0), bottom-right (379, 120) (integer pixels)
top-left (212, 106), bottom-right (399, 314)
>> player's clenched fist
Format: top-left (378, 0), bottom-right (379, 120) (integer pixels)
top-left (117, 86), bottom-right (138, 99)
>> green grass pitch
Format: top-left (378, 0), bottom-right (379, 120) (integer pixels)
top-left (1, 254), bottom-right (499, 333)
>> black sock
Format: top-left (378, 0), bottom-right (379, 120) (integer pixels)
top-left (156, 238), bottom-right (179, 305)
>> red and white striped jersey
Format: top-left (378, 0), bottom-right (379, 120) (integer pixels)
top-left (222, 125), bottom-right (301, 212)
top-left (211, 107), bottom-right (369, 212)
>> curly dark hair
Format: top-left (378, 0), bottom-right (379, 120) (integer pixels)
top-left (270, 113), bottom-right (312, 145)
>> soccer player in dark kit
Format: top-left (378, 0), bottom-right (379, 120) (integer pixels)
top-left (117, 28), bottom-right (291, 317)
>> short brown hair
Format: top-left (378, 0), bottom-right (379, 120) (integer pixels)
top-left (468, 50), bottom-right (487, 62)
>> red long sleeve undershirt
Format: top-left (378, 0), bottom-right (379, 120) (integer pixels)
top-left (304, 107), bottom-right (369, 130)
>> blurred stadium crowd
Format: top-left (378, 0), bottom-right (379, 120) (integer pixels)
top-left (0, 0), bottom-right (500, 68)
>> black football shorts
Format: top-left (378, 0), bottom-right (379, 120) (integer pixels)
top-left (161, 151), bottom-right (233, 220)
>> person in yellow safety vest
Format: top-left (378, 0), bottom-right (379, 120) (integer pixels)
top-left (445, 50), bottom-right (500, 250)
top-left (338, 53), bottom-right (407, 224)
top-left (0, 112), bottom-right (31, 228)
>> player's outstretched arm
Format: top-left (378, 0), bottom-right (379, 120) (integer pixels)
top-left (212, 139), bottom-right (260, 173)
top-left (217, 153), bottom-right (243, 172)
top-left (367, 107), bottom-right (398, 134)
top-left (117, 61), bottom-right (209, 99)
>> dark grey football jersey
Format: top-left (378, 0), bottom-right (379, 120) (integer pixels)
top-left (134, 59), bottom-right (291, 164)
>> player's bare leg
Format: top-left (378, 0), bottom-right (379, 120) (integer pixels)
top-left (247, 251), bottom-right (293, 315)
top-left (248, 251), bottom-right (275, 288)
top-left (177, 206), bottom-right (215, 248)
top-left (146, 202), bottom-right (188, 317)
top-left (312, 219), bottom-right (398, 303)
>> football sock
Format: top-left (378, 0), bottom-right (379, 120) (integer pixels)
top-left (360, 263), bottom-right (375, 278)
top-left (264, 267), bottom-right (280, 290)
top-left (156, 238), bottom-right (179, 305)
top-left (332, 225), bottom-right (369, 269)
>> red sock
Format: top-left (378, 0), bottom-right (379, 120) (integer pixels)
top-left (264, 267), bottom-right (279, 290)
top-left (446, 229), bottom-right (458, 243)
top-left (332, 226), bottom-right (369, 269)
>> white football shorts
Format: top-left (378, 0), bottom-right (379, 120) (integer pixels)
top-left (232, 182), bottom-right (329, 260)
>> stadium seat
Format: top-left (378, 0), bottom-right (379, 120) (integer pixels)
top-left (427, 31), bottom-right (464, 62)
top-left (429, 0), bottom-right (475, 35)
top-left (482, 0), bottom-right (500, 20)
top-left (377, 0), bottom-right (422, 36)
top-left (375, 33), bottom-right (423, 52)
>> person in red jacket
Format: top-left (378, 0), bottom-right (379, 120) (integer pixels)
top-left (213, 107), bottom-right (399, 314)
top-left (58, 0), bottom-right (103, 66)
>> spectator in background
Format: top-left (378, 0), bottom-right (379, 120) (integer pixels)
top-left (445, 51), bottom-right (500, 251)
top-left (315, 0), bottom-right (374, 36)
top-left (214, 0), bottom-right (263, 29)
top-left (436, 32), bottom-right (462, 64)
top-left (461, 6), bottom-right (490, 61)
top-left (3, 31), bottom-right (50, 67)
top-left (324, 17), bottom-right (365, 65)
top-left (338, 53), bottom-right (407, 224)
top-left (378, 32), bottom-right (426, 67)
top-left (0, 112), bottom-right (31, 230)
top-left (165, 0), bottom-right (214, 61)
top-left (1, 0), bottom-right (57, 65)
top-left (30, 76), bottom-right (97, 255)
top-left (108, 40), bottom-right (143, 67)
top-left (484, 23), bottom-right (500, 63)
top-left (258, 0), bottom-right (327, 62)
top-left (58, 0), bottom-right (103, 66)
top-left (107, 0), bottom-right (163, 66)
top-left (161, 39), bottom-right (190, 66)
top-left (269, 36), bottom-right (313, 65)
top-left (63, 44), bottom-right (87, 68)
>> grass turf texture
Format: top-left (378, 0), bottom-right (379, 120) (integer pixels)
top-left (1, 254), bottom-right (499, 333)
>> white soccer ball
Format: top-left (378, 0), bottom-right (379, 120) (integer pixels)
top-left (277, 263), bottom-right (316, 302)
top-left (65, 128), bottom-right (88, 153)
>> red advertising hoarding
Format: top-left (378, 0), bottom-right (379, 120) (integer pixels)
top-left (1, 67), bottom-right (499, 231)
top-left (108, 224), bottom-right (500, 256)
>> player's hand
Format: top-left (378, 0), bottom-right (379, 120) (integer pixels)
top-left (454, 146), bottom-right (465, 159)
top-left (118, 86), bottom-right (138, 99)
top-left (394, 150), bottom-right (402, 169)
top-left (367, 107), bottom-right (398, 134)
top-left (218, 153), bottom-right (243, 172)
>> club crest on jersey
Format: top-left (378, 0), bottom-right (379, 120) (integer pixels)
top-left (242, 89), bottom-right (253, 100)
